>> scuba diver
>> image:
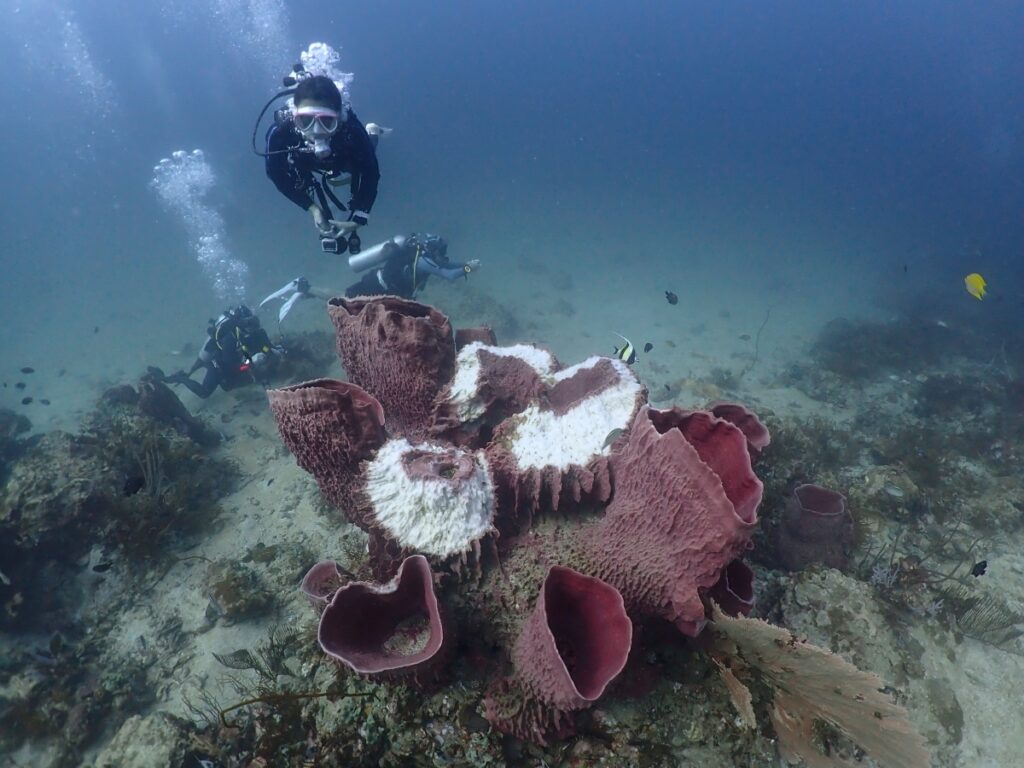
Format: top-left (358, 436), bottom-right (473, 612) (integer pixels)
top-left (260, 67), bottom-right (382, 257)
top-left (149, 306), bottom-right (284, 399)
top-left (260, 234), bottom-right (481, 323)
top-left (344, 233), bottom-right (480, 298)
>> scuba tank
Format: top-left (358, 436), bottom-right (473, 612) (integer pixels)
top-left (348, 235), bottom-right (407, 273)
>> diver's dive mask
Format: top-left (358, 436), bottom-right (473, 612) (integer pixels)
top-left (293, 106), bottom-right (339, 160)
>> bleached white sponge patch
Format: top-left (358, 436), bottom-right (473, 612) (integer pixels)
top-left (447, 342), bottom-right (557, 422)
top-left (507, 357), bottom-right (642, 471)
top-left (365, 439), bottom-right (496, 557)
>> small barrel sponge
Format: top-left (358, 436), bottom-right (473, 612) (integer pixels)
top-left (363, 439), bottom-right (497, 559)
top-left (433, 342), bottom-right (556, 443)
top-left (774, 483), bottom-right (854, 571)
top-left (300, 560), bottom-right (347, 605)
top-left (318, 554), bottom-right (446, 675)
top-left (328, 296), bottom-right (455, 440)
top-left (267, 379), bottom-right (386, 512)
top-left (586, 406), bottom-right (761, 636)
top-left (486, 356), bottom-right (645, 515)
top-left (706, 558), bottom-right (756, 618)
top-left (486, 566), bottom-right (632, 743)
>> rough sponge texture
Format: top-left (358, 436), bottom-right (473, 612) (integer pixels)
top-left (268, 379), bottom-right (386, 519)
top-left (585, 406), bottom-right (760, 635)
top-left (328, 296), bottom-right (456, 441)
top-left (487, 566), bottom-right (632, 743)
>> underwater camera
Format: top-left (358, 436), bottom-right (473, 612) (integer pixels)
top-left (320, 234), bottom-right (346, 254)
top-left (321, 232), bottom-right (361, 255)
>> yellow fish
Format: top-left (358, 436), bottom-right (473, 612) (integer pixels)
top-left (964, 272), bottom-right (987, 300)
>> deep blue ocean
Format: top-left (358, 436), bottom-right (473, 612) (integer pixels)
top-left (1, 1), bottom-right (1020, 377)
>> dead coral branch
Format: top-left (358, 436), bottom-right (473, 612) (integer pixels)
top-left (709, 605), bottom-right (929, 768)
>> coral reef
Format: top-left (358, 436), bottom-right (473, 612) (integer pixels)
top-left (0, 379), bottom-right (233, 763)
top-left (0, 408), bottom-right (32, 482)
top-left (266, 295), bottom-right (925, 758)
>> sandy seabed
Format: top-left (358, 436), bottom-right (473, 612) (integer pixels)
top-left (2, 222), bottom-right (1023, 768)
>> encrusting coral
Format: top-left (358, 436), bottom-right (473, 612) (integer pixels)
top-left (268, 294), bottom-right (929, 759)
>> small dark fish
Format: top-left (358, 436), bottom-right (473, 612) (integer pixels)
top-left (602, 428), bottom-right (625, 450)
top-left (92, 562), bottom-right (113, 573)
top-left (643, 342), bottom-right (654, 353)
top-left (266, 478), bottom-right (275, 487)
top-left (20, 367), bottom-right (34, 374)
top-left (15, 382), bottom-right (26, 390)
top-left (665, 291), bottom-right (678, 305)
top-left (970, 560), bottom-right (987, 577)
top-left (93, 325), bottom-right (100, 334)
top-left (21, 397), bottom-right (32, 405)
top-left (739, 334), bottom-right (751, 341)
top-left (2, 382), bottom-right (6, 388)
top-left (58, 368), bottom-right (67, 377)
top-left (903, 264), bottom-right (908, 274)
top-left (39, 399), bottom-right (50, 406)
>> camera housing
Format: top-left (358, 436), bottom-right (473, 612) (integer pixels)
top-left (320, 236), bottom-right (346, 254)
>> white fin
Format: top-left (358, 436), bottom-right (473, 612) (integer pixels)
top-left (279, 291), bottom-right (304, 324)
top-left (259, 278), bottom-right (301, 308)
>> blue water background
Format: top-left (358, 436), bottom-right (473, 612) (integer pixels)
top-left (0, 0), bottom-right (1021, 418)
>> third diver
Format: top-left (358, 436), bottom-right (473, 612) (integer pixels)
top-left (152, 306), bottom-right (284, 399)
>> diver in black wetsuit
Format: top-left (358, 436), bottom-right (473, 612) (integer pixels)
top-left (151, 306), bottom-right (283, 399)
top-left (344, 234), bottom-right (480, 299)
top-left (264, 74), bottom-right (380, 256)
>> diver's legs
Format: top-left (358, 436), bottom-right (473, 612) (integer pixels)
top-left (345, 271), bottom-right (387, 298)
top-left (167, 367), bottom-right (220, 399)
